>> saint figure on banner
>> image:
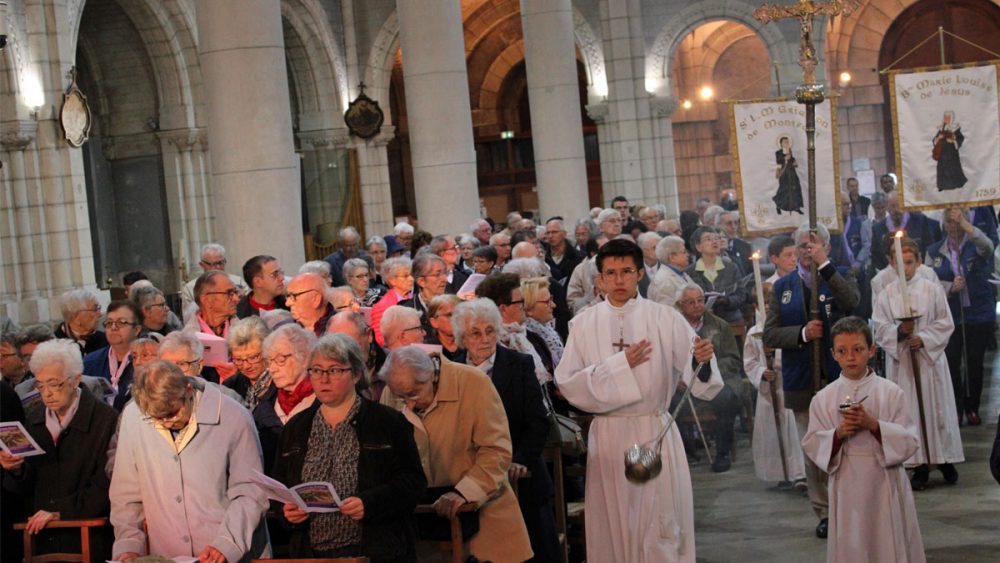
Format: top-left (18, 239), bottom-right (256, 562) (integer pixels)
top-left (933, 110), bottom-right (967, 191)
top-left (773, 136), bottom-right (804, 214)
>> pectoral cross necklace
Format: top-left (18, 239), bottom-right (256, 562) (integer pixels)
top-left (612, 313), bottom-right (629, 352)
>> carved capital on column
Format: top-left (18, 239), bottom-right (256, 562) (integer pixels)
top-left (650, 95), bottom-right (679, 117)
top-left (585, 101), bottom-right (610, 124)
top-left (357, 126), bottom-right (396, 148)
top-left (298, 128), bottom-right (352, 151)
top-left (0, 121), bottom-right (38, 151)
top-left (157, 128), bottom-right (204, 152)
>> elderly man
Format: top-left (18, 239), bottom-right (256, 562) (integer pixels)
top-left (329, 286), bottom-right (361, 314)
top-left (378, 347), bottom-right (533, 562)
top-left (0, 332), bottom-right (27, 387)
top-left (717, 210), bottom-right (752, 276)
top-left (327, 311), bottom-right (386, 401)
top-left (83, 300), bottom-right (143, 410)
top-left (285, 273), bottom-right (336, 337)
top-left (648, 235), bottom-right (693, 306)
top-left (544, 218), bottom-right (583, 284)
top-left (657, 217), bottom-right (683, 237)
top-left (674, 284), bottom-right (744, 472)
top-left (237, 255), bottom-right (287, 318)
top-left (596, 208), bottom-right (623, 239)
top-left (181, 244), bottom-right (250, 314)
top-left (636, 232), bottom-right (662, 298)
top-left (451, 298), bottom-right (560, 561)
top-left (470, 218), bottom-right (494, 246)
top-left (185, 271), bottom-right (240, 338)
top-left (490, 232), bottom-right (512, 267)
top-left (53, 289), bottom-right (108, 355)
top-left (110, 360), bottom-right (269, 563)
top-left (430, 235), bottom-right (470, 295)
top-left (763, 223), bottom-right (860, 539)
top-left (323, 227), bottom-right (366, 287)
top-left (379, 306), bottom-right (427, 351)
top-left (638, 206), bottom-right (663, 232)
top-left (131, 285), bottom-right (181, 337)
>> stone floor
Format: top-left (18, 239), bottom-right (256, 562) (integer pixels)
top-left (690, 355), bottom-right (1000, 562)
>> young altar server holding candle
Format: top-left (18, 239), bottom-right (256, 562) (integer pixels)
top-left (872, 235), bottom-right (963, 490)
top-left (802, 317), bottom-right (925, 563)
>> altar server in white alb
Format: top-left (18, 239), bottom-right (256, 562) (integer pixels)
top-left (744, 284), bottom-right (806, 487)
top-left (872, 236), bottom-right (962, 490)
top-left (555, 239), bottom-right (723, 563)
top-left (803, 317), bottom-right (924, 563)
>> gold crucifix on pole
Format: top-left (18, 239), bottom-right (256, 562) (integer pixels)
top-left (754, 0), bottom-right (859, 393)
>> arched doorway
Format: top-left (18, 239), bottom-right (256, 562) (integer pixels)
top-left (670, 20), bottom-right (772, 211)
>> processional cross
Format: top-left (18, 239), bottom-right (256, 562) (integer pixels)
top-left (753, 0), bottom-right (860, 392)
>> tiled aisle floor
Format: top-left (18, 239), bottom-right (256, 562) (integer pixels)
top-left (690, 354), bottom-right (1000, 562)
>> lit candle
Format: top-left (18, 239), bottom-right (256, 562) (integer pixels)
top-left (893, 230), bottom-right (911, 317)
top-left (751, 251), bottom-right (766, 326)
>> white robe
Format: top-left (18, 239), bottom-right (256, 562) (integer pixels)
top-left (802, 372), bottom-right (925, 563)
top-left (870, 263), bottom-right (938, 295)
top-left (744, 322), bottom-right (806, 483)
top-left (555, 296), bottom-right (723, 563)
top-left (873, 277), bottom-right (964, 466)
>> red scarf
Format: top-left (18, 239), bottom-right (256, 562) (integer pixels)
top-left (277, 378), bottom-right (313, 415)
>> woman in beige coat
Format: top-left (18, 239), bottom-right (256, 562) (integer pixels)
top-left (379, 346), bottom-right (532, 562)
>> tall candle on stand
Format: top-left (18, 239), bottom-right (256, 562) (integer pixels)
top-left (751, 251), bottom-right (766, 326)
top-left (893, 231), bottom-right (912, 317)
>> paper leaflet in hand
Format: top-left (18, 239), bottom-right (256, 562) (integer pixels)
top-left (194, 332), bottom-right (229, 367)
top-left (0, 421), bottom-right (45, 457)
top-left (705, 291), bottom-right (724, 310)
top-left (249, 468), bottom-right (342, 513)
top-left (457, 273), bottom-right (486, 296)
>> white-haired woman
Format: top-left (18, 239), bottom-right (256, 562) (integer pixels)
top-left (520, 277), bottom-right (563, 368)
top-left (426, 294), bottom-right (463, 359)
top-left (224, 317), bottom-right (272, 411)
top-left (110, 360), bottom-right (269, 563)
top-left (365, 236), bottom-right (389, 288)
top-left (53, 289), bottom-right (107, 355)
top-left (343, 258), bottom-right (385, 307)
top-left (274, 334), bottom-right (425, 560)
top-left (0, 339), bottom-right (118, 561)
top-left (370, 257), bottom-right (413, 347)
top-left (261, 324), bottom-right (317, 426)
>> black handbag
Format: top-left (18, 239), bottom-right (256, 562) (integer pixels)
top-left (542, 385), bottom-right (587, 456)
top-left (416, 486), bottom-right (480, 542)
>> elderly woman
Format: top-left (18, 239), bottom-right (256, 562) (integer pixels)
top-left (379, 347), bottom-right (532, 562)
top-left (520, 277), bottom-right (563, 369)
top-left (574, 217), bottom-right (597, 253)
top-left (647, 235), bottom-right (694, 307)
top-left (425, 294), bottom-right (462, 359)
top-left (299, 261), bottom-right (333, 287)
top-left (0, 339), bottom-right (118, 562)
top-left (686, 225), bottom-right (748, 324)
top-left (261, 324), bottom-right (317, 426)
top-left (343, 258), bottom-right (386, 307)
top-left (273, 334), bottom-right (425, 561)
top-left (371, 257), bottom-right (413, 347)
top-left (53, 289), bottom-right (107, 355)
top-left (470, 245), bottom-right (498, 276)
top-left (110, 360), bottom-right (269, 563)
top-left (398, 254), bottom-right (448, 336)
top-left (366, 236), bottom-right (389, 287)
top-left (457, 235), bottom-right (479, 273)
top-left (223, 317), bottom-right (272, 409)
top-left (450, 299), bottom-right (560, 561)
top-left (129, 337), bottom-right (160, 370)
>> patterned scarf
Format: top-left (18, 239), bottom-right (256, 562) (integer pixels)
top-left (498, 322), bottom-right (552, 385)
top-left (245, 371), bottom-right (273, 411)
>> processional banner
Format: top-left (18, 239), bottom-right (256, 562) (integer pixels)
top-left (888, 61), bottom-right (1000, 211)
top-left (729, 98), bottom-right (841, 236)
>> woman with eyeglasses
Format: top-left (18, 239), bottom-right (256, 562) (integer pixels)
top-left (82, 300), bottom-right (144, 411)
top-left (53, 289), bottom-right (108, 355)
top-left (1, 339), bottom-right (118, 562)
top-left (520, 277), bottom-right (563, 369)
top-left (343, 258), bottom-right (386, 308)
top-left (260, 324), bottom-right (317, 428)
top-left (109, 360), bottom-right (269, 563)
top-left (425, 294), bottom-right (462, 359)
top-left (273, 334), bottom-right (425, 561)
top-left (686, 225), bottom-right (748, 325)
top-left (370, 257), bottom-right (414, 347)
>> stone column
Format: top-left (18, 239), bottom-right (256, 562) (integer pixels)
top-left (650, 96), bottom-right (680, 216)
top-left (355, 128), bottom-right (397, 237)
top-left (520, 0), bottom-right (590, 223)
top-left (396, 0), bottom-right (480, 235)
top-left (158, 128), bottom-right (214, 289)
top-left (195, 0), bottom-right (304, 267)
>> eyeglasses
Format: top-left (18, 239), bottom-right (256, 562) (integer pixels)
top-left (34, 379), bottom-right (73, 393)
top-left (172, 358), bottom-right (202, 372)
top-left (678, 298), bottom-right (706, 306)
top-left (267, 353), bottom-right (294, 366)
top-left (507, 300), bottom-right (525, 306)
top-left (494, 243), bottom-right (511, 248)
top-left (307, 366), bottom-right (355, 381)
top-left (601, 268), bottom-right (638, 280)
top-left (334, 299), bottom-right (360, 312)
top-left (103, 319), bottom-right (137, 330)
top-left (152, 393), bottom-right (193, 425)
top-left (147, 301), bottom-right (169, 310)
top-left (0, 352), bottom-right (20, 360)
top-left (349, 273), bottom-right (369, 280)
top-left (267, 269), bottom-right (285, 280)
top-left (420, 271), bottom-right (447, 279)
top-left (440, 246), bottom-right (459, 253)
top-left (232, 352), bottom-right (263, 366)
top-left (204, 289), bottom-right (240, 299)
top-left (74, 306), bottom-right (101, 315)
top-left (466, 327), bottom-right (498, 341)
top-left (201, 259), bottom-right (227, 269)
top-left (401, 325), bottom-right (425, 336)
top-left (285, 288), bottom-right (317, 302)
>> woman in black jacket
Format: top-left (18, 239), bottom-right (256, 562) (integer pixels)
top-left (272, 333), bottom-right (425, 562)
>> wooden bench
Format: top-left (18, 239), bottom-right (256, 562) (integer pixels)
top-left (15, 517), bottom-right (108, 563)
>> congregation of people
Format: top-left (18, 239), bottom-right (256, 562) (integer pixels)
top-left (5, 173), bottom-right (1000, 563)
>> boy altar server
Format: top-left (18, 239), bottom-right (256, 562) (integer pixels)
top-left (872, 236), bottom-right (962, 489)
top-left (803, 317), bottom-right (925, 563)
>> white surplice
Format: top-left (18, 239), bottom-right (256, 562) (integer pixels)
top-left (744, 322), bottom-right (806, 483)
top-left (873, 276), bottom-right (964, 466)
top-left (555, 296), bottom-right (723, 563)
top-left (802, 372), bottom-right (925, 563)
top-left (870, 263), bottom-right (939, 294)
